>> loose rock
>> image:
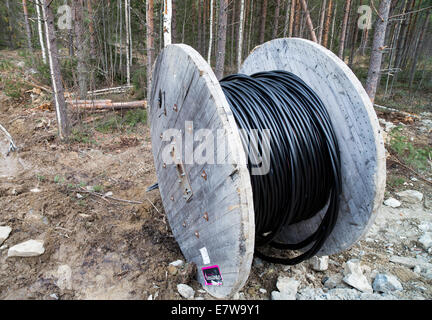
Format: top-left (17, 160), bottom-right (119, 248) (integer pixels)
top-left (384, 198), bottom-right (401, 208)
top-left (0, 226), bottom-right (12, 245)
top-left (310, 256), bottom-right (329, 271)
top-left (7, 239), bottom-right (45, 257)
top-left (342, 259), bottom-right (373, 293)
top-left (274, 276), bottom-right (299, 300)
top-left (396, 190), bottom-right (423, 204)
top-left (418, 233), bottom-right (432, 250)
top-left (169, 259), bottom-right (185, 267)
top-left (177, 284), bottom-right (195, 299)
top-left (372, 274), bottom-right (403, 293)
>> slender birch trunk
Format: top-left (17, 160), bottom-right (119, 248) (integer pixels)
top-left (72, 0), bottom-right (88, 99)
top-left (237, 0), bottom-right (245, 70)
top-left (330, 2), bottom-right (337, 51)
top-left (41, 0), bottom-right (69, 139)
top-left (125, 0), bottom-right (131, 85)
top-left (35, 0), bottom-right (47, 63)
top-left (146, 0), bottom-right (154, 99)
top-left (365, 0), bottom-right (391, 102)
top-left (207, 0), bottom-right (214, 64)
top-left (409, 9), bottom-right (430, 90)
top-left (163, 0), bottom-right (173, 46)
top-left (87, 0), bottom-right (96, 59)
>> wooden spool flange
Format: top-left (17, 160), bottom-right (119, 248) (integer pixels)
top-left (149, 38), bottom-right (386, 298)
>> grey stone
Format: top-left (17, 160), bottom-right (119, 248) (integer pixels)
top-left (372, 274), bottom-right (403, 293)
top-left (418, 233), bottom-right (432, 250)
top-left (296, 287), bottom-right (326, 300)
top-left (384, 198), bottom-right (401, 208)
top-left (396, 190), bottom-right (423, 204)
top-left (323, 274), bottom-right (344, 289)
top-left (0, 226), bottom-right (12, 246)
top-left (7, 239), bottom-right (45, 257)
top-left (276, 276), bottom-right (299, 299)
top-left (177, 284), bottom-right (195, 299)
top-left (169, 259), bottom-right (185, 267)
top-left (342, 259), bottom-right (373, 293)
top-left (324, 288), bottom-right (361, 300)
top-left (310, 256), bottom-right (329, 271)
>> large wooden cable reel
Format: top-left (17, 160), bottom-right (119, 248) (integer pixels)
top-left (148, 38), bottom-right (386, 298)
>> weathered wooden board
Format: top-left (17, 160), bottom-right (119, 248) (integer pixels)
top-left (240, 38), bottom-right (386, 255)
top-left (149, 44), bottom-right (255, 298)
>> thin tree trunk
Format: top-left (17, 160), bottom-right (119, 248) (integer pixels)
top-left (322, 0), bottom-right (332, 48)
top-left (409, 9), bottom-right (430, 90)
top-left (146, 0), bottom-right (154, 99)
top-left (330, 1), bottom-right (337, 51)
top-left (5, 0), bottom-right (15, 48)
top-left (294, 0), bottom-right (301, 37)
top-left (273, 0), bottom-right (281, 39)
top-left (198, 0), bottom-right (202, 53)
top-left (237, 0), bottom-right (245, 70)
top-left (283, 0), bottom-right (291, 38)
top-left (22, 0), bottom-right (33, 54)
top-left (87, 0), bottom-right (96, 59)
top-left (289, 0), bottom-right (296, 37)
top-left (125, 0), bottom-right (131, 85)
top-left (41, 0), bottom-right (69, 139)
top-left (208, 0), bottom-right (214, 64)
top-left (215, 0), bottom-right (228, 79)
top-left (259, 0), bottom-right (268, 43)
top-left (72, 0), bottom-right (88, 99)
top-left (35, 0), bottom-right (47, 63)
top-left (318, 0), bottom-right (327, 44)
top-left (172, 0), bottom-right (177, 43)
top-left (365, 0), bottom-right (391, 102)
top-left (338, 0), bottom-right (351, 59)
top-left (163, 0), bottom-right (172, 46)
top-left (299, 0), bottom-right (317, 42)
top-left (247, 0), bottom-right (254, 53)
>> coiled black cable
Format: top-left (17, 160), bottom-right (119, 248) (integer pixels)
top-left (220, 70), bottom-right (341, 265)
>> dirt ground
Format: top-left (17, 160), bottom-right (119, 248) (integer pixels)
top-left (0, 53), bottom-right (431, 300)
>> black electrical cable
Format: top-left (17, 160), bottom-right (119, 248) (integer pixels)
top-left (220, 70), bottom-right (342, 265)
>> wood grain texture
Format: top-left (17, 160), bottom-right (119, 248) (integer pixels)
top-left (240, 38), bottom-right (386, 255)
top-left (149, 44), bottom-right (255, 298)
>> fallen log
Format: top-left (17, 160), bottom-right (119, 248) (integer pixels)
top-left (69, 100), bottom-right (147, 110)
top-left (374, 104), bottom-right (420, 120)
top-left (66, 99), bottom-right (112, 104)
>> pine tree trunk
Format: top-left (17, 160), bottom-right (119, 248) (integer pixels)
top-left (322, 0), bottom-right (332, 48)
top-left (172, 0), bottom-right (177, 43)
top-left (41, 0), bottom-right (69, 140)
top-left (299, 0), bottom-right (317, 42)
top-left (247, 0), bottom-right (254, 53)
top-left (215, 0), bottom-right (228, 79)
top-left (198, 0), bottom-right (202, 53)
top-left (87, 0), bottom-right (96, 59)
top-left (259, 0), bottom-right (267, 43)
top-left (294, 0), bottom-right (301, 37)
top-left (338, 0), bottom-right (351, 59)
top-left (409, 9), bottom-right (430, 90)
top-left (283, 0), bottom-right (291, 38)
top-left (318, 0), bottom-right (327, 44)
top-left (289, 0), bottom-right (295, 37)
top-left (330, 1), bottom-right (337, 51)
top-left (72, 0), bottom-right (88, 99)
top-left (35, 0), bottom-right (47, 63)
top-left (125, 0), bottom-right (131, 85)
top-left (273, 0), bottom-right (281, 39)
top-left (365, 0), bottom-right (391, 102)
top-left (22, 0), bottom-right (33, 54)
